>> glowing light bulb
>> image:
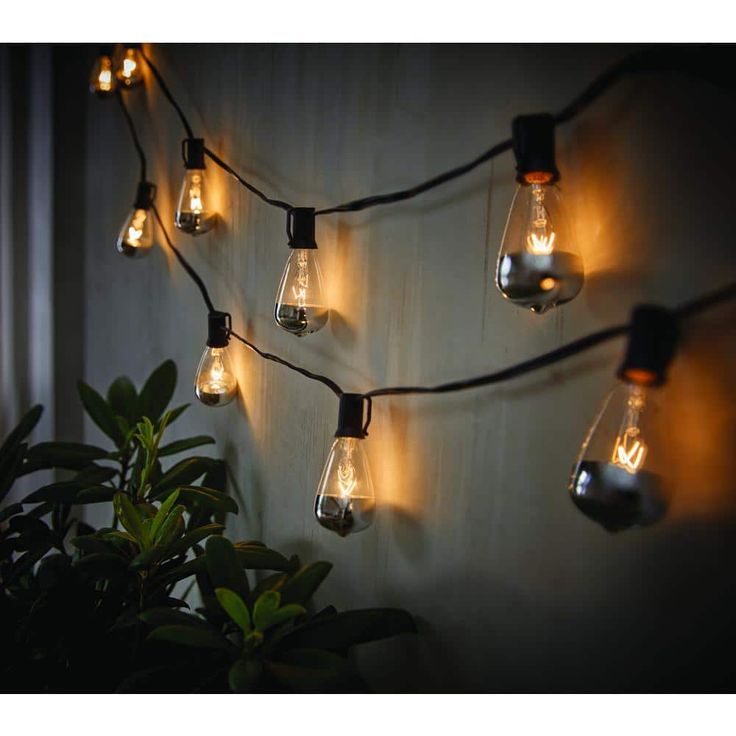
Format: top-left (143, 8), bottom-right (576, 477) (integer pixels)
top-left (175, 139), bottom-right (216, 235)
top-left (89, 49), bottom-right (116, 96)
top-left (116, 182), bottom-right (156, 258)
top-left (495, 114), bottom-right (583, 314)
top-left (315, 394), bottom-right (375, 537)
top-left (115, 44), bottom-right (144, 89)
top-left (274, 208), bottom-right (328, 336)
top-left (569, 306), bottom-right (679, 532)
top-left (195, 312), bottom-right (238, 407)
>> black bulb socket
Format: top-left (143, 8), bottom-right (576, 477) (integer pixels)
top-left (287, 207), bottom-right (317, 250)
top-left (207, 311), bottom-right (231, 349)
top-left (183, 138), bottom-right (206, 170)
top-left (618, 305), bottom-right (679, 387)
top-left (133, 181), bottom-right (156, 210)
top-left (335, 393), bottom-right (366, 439)
top-left (512, 113), bottom-right (560, 185)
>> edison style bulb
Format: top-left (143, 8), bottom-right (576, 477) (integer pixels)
top-left (175, 169), bottom-right (216, 235)
top-left (496, 179), bottom-right (583, 314)
top-left (569, 381), bottom-right (667, 532)
top-left (89, 51), bottom-right (116, 95)
top-left (194, 346), bottom-right (237, 407)
top-left (116, 207), bottom-right (153, 258)
top-left (115, 45), bottom-right (144, 88)
top-left (315, 437), bottom-right (375, 537)
top-left (274, 249), bottom-right (328, 336)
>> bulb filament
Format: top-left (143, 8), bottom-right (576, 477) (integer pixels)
top-left (611, 385), bottom-right (648, 474)
top-left (188, 174), bottom-right (203, 213)
top-left (98, 69), bottom-right (112, 91)
top-left (291, 250), bottom-right (310, 308)
top-left (126, 210), bottom-right (147, 246)
top-left (526, 184), bottom-right (556, 255)
top-left (122, 57), bottom-right (137, 79)
top-left (337, 451), bottom-right (357, 499)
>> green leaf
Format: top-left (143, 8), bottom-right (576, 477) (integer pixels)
top-left (155, 506), bottom-right (185, 548)
top-left (158, 435), bottom-right (215, 457)
top-left (228, 659), bottom-right (262, 693)
top-left (139, 607), bottom-right (210, 629)
top-left (155, 556), bottom-right (206, 585)
top-left (75, 486), bottom-right (116, 504)
top-left (149, 458), bottom-right (214, 498)
top-left (150, 489), bottom-right (180, 541)
top-left (0, 502), bottom-right (23, 523)
top-left (159, 403), bottom-right (189, 430)
top-left (202, 459), bottom-right (227, 493)
top-left (113, 492), bottom-right (146, 544)
top-left (233, 543), bottom-right (295, 572)
top-left (70, 534), bottom-right (122, 556)
top-left (24, 441), bottom-right (108, 471)
top-left (263, 604), bottom-right (306, 630)
top-left (73, 552), bottom-right (130, 580)
top-left (78, 380), bottom-right (125, 446)
top-left (282, 608), bottom-right (417, 651)
top-left (163, 523), bottom-right (223, 559)
top-left (147, 624), bottom-right (229, 650)
top-left (252, 590), bottom-right (280, 630)
top-left (107, 376), bottom-right (138, 425)
top-left (172, 485), bottom-right (238, 514)
top-left (0, 405), bottom-right (42, 458)
top-left (0, 442), bottom-right (26, 504)
top-left (205, 536), bottom-right (250, 601)
top-left (23, 481), bottom-right (110, 505)
top-left (279, 561), bottom-right (333, 605)
top-left (137, 359), bottom-right (177, 422)
top-left (215, 588), bottom-right (252, 634)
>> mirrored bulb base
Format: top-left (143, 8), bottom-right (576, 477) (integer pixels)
top-left (496, 251), bottom-right (583, 314)
top-left (569, 461), bottom-right (667, 532)
top-left (314, 494), bottom-right (375, 537)
top-left (274, 304), bottom-right (329, 336)
top-left (175, 211), bottom-right (216, 236)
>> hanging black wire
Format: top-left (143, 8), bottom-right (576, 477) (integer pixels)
top-left (141, 44), bottom-right (735, 219)
top-left (115, 90), bottom-right (147, 182)
top-left (203, 147), bottom-right (294, 211)
top-left (114, 46), bottom-right (736, 414)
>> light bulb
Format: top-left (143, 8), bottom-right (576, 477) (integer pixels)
top-left (115, 44), bottom-right (144, 89)
top-left (274, 208), bottom-right (328, 336)
top-left (175, 139), bottom-right (216, 235)
top-left (495, 114), bottom-right (583, 314)
top-left (116, 182), bottom-right (156, 258)
top-left (89, 48), bottom-right (116, 96)
top-left (194, 312), bottom-right (238, 407)
top-left (568, 306), bottom-right (679, 532)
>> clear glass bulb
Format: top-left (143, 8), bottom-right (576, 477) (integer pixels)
top-left (115, 46), bottom-right (144, 88)
top-left (175, 170), bottom-right (216, 235)
top-left (89, 53), bottom-right (116, 95)
top-left (315, 437), bottom-right (375, 537)
top-left (194, 346), bottom-right (238, 407)
top-left (116, 208), bottom-right (154, 258)
top-left (496, 180), bottom-right (583, 314)
top-left (274, 249), bottom-right (328, 336)
top-left (569, 381), bottom-right (668, 532)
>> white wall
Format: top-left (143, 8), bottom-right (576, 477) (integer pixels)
top-left (80, 44), bottom-right (736, 691)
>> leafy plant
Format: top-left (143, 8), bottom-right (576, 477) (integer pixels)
top-left (0, 360), bottom-right (415, 693)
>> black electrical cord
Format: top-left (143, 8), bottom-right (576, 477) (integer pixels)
top-left (203, 147), bottom-right (294, 212)
top-left (139, 47), bottom-right (195, 140)
top-left (115, 46), bottom-right (736, 421)
top-left (115, 90), bottom-right (147, 182)
top-left (141, 44), bottom-right (735, 219)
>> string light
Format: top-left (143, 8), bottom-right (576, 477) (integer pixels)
top-left (175, 138), bottom-right (216, 235)
top-left (115, 44), bottom-right (145, 89)
top-left (569, 306), bottom-right (679, 532)
top-left (194, 312), bottom-right (239, 406)
top-left (315, 394), bottom-right (375, 536)
top-left (89, 46), bottom-right (116, 96)
top-left (116, 182), bottom-right (156, 258)
top-left (274, 208), bottom-right (328, 336)
top-left (496, 114), bottom-right (583, 314)
top-left (103, 48), bottom-right (736, 536)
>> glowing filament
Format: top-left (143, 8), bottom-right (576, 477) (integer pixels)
top-left (122, 57), bottom-right (137, 78)
top-left (126, 210), bottom-right (147, 246)
top-left (98, 69), bottom-right (112, 91)
top-left (291, 250), bottom-right (309, 307)
top-left (527, 231), bottom-right (556, 255)
top-left (611, 385), bottom-right (648, 474)
top-left (337, 458), bottom-right (357, 498)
